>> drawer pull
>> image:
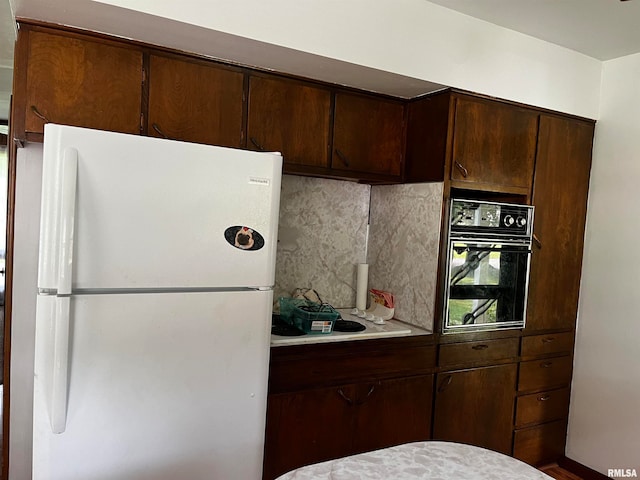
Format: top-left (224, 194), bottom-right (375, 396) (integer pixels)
top-left (533, 233), bottom-right (542, 249)
top-left (454, 161), bottom-right (469, 178)
top-left (542, 337), bottom-right (555, 344)
top-left (438, 375), bottom-right (453, 393)
top-left (152, 123), bottom-right (175, 141)
top-left (356, 385), bottom-right (376, 405)
top-left (472, 344), bottom-right (489, 350)
top-left (540, 361), bottom-right (553, 368)
top-left (335, 149), bottom-right (350, 167)
top-left (537, 395), bottom-right (551, 401)
top-left (250, 137), bottom-right (265, 151)
top-left (337, 388), bottom-right (353, 406)
top-left (31, 105), bottom-right (50, 123)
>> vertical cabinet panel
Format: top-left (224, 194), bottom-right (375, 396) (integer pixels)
top-left (451, 97), bottom-right (538, 190)
top-left (247, 76), bottom-right (331, 168)
top-left (433, 364), bottom-right (517, 455)
top-left (148, 55), bottom-right (244, 147)
top-left (332, 93), bottom-right (404, 176)
top-left (20, 28), bottom-right (143, 138)
top-left (526, 116), bottom-right (594, 332)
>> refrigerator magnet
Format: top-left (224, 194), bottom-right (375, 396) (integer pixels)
top-left (224, 226), bottom-right (265, 251)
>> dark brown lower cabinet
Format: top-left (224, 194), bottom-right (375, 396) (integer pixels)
top-left (352, 376), bottom-right (433, 454)
top-left (263, 384), bottom-right (354, 480)
top-left (433, 364), bottom-right (517, 455)
top-left (263, 375), bottom-right (433, 480)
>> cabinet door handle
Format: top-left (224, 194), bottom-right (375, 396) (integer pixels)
top-left (454, 161), bottom-right (468, 178)
top-left (533, 233), bottom-right (542, 249)
top-left (356, 385), bottom-right (376, 405)
top-left (542, 337), bottom-right (555, 344)
top-left (472, 344), bottom-right (489, 350)
top-left (438, 375), bottom-right (453, 393)
top-left (540, 361), bottom-right (553, 368)
top-left (337, 388), bottom-right (354, 406)
top-left (151, 123), bottom-right (174, 141)
top-left (31, 105), bottom-right (50, 123)
top-left (537, 395), bottom-right (551, 401)
top-left (335, 149), bottom-right (350, 167)
top-left (250, 137), bottom-right (265, 151)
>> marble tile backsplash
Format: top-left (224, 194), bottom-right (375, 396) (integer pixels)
top-left (275, 175), bottom-right (443, 331)
top-left (367, 183), bottom-right (443, 331)
top-left (275, 175), bottom-right (370, 308)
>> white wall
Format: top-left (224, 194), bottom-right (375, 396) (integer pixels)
top-left (566, 52), bottom-right (640, 474)
top-left (17, 0), bottom-right (602, 118)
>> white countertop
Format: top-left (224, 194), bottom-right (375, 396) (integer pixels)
top-left (270, 309), bottom-right (431, 347)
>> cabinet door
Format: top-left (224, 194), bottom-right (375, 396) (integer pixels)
top-left (451, 96), bottom-right (538, 191)
top-left (247, 76), bottom-right (331, 168)
top-left (262, 385), bottom-right (355, 480)
top-left (433, 364), bottom-right (517, 455)
top-left (17, 28), bottom-right (143, 140)
top-left (525, 116), bottom-right (594, 332)
top-left (148, 55), bottom-right (244, 147)
top-left (332, 93), bottom-right (404, 177)
top-left (353, 375), bottom-right (433, 454)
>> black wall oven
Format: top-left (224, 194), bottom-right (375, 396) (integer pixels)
top-left (444, 199), bottom-right (534, 333)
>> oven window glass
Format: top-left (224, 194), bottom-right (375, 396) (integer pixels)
top-left (446, 241), bottom-right (530, 329)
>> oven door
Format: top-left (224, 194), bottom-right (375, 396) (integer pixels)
top-left (444, 239), bottom-right (531, 333)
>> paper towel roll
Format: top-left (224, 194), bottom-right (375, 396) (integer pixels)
top-left (356, 263), bottom-right (369, 311)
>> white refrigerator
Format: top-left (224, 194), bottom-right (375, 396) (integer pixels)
top-left (33, 124), bottom-right (282, 480)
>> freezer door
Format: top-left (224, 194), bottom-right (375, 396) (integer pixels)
top-left (39, 124), bottom-right (282, 290)
top-left (33, 290), bottom-right (272, 480)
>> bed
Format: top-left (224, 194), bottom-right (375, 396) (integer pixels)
top-left (275, 441), bottom-right (553, 479)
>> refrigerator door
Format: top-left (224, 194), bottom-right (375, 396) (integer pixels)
top-left (33, 289), bottom-right (272, 480)
top-left (39, 124), bottom-right (282, 291)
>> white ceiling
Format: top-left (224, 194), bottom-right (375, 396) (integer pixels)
top-left (427, 0), bottom-right (640, 61)
top-left (1, 0), bottom-right (640, 121)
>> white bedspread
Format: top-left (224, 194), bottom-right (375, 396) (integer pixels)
top-left (276, 441), bottom-right (553, 480)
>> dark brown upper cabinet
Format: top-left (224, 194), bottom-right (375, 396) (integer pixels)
top-left (525, 115), bottom-right (594, 333)
top-left (13, 25), bottom-right (143, 142)
top-left (450, 96), bottom-right (538, 192)
top-left (147, 55), bottom-right (245, 148)
top-left (332, 92), bottom-right (404, 177)
top-left (247, 75), bottom-right (331, 169)
top-left (405, 91), bottom-right (538, 195)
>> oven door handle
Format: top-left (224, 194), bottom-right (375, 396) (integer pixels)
top-left (461, 246), bottom-right (532, 254)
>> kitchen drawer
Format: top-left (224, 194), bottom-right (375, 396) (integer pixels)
top-left (521, 332), bottom-right (574, 358)
top-left (513, 419), bottom-right (567, 466)
top-left (518, 355), bottom-right (572, 392)
top-left (515, 387), bottom-right (570, 427)
top-left (438, 338), bottom-right (519, 367)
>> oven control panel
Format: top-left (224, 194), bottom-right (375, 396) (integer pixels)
top-left (450, 199), bottom-right (534, 238)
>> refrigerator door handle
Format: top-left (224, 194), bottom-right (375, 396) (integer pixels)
top-left (51, 297), bottom-right (71, 434)
top-left (57, 147), bottom-right (78, 295)
top-left (50, 147), bottom-right (78, 434)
